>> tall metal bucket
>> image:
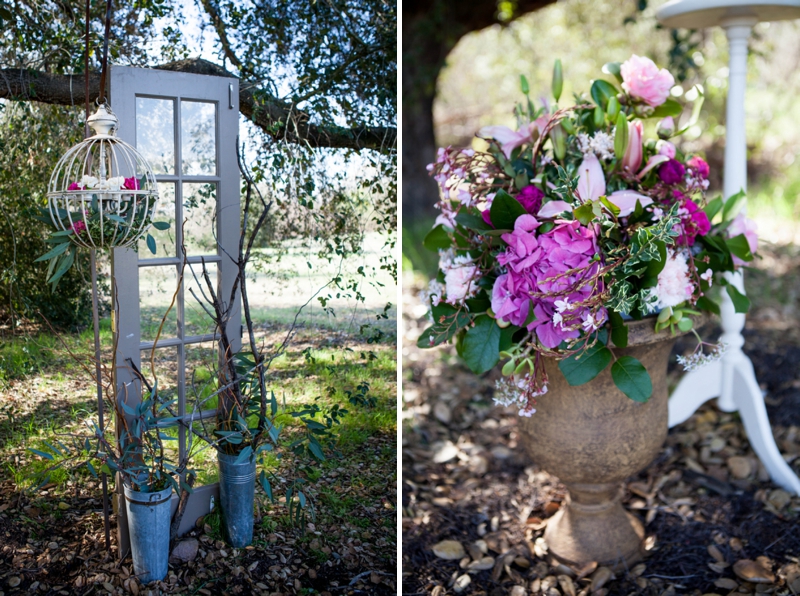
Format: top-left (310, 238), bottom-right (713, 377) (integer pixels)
top-left (123, 484), bottom-right (172, 583)
top-left (218, 451), bottom-right (256, 547)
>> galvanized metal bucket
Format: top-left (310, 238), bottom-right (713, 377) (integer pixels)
top-left (218, 451), bottom-right (256, 547)
top-left (123, 484), bottom-right (172, 583)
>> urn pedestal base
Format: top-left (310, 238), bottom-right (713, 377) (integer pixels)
top-left (544, 482), bottom-right (644, 571)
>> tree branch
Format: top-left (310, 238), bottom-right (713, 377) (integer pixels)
top-left (0, 58), bottom-right (395, 153)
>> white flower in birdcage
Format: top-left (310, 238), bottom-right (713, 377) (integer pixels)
top-left (39, 103), bottom-right (167, 287)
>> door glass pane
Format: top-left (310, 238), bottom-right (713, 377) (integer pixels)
top-left (139, 265), bottom-right (179, 342)
top-left (136, 97), bottom-right (175, 175)
top-left (183, 182), bottom-right (217, 255)
top-left (184, 262), bottom-right (219, 338)
top-left (181, 101), bottom-right (217, 176)
top-left (138, 182), bottom-right (176, 257)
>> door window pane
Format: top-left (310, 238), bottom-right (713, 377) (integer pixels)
top-left (138, 182), bottom-right (176, 257)
top-left (136, 97), bottom-right (175, 175)
top-left (181, 101), bottom-right (217, 176)
top-left (183, 182), bottom-right (217, 255)
top-left (184, 261), bottom-right (219, 338)
top-left (139, 265), bottom-right (179, 342)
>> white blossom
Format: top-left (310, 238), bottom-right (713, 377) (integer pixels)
top-left (677, 343), bottom-right (728, 372)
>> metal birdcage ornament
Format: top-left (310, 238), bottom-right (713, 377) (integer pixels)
top-left (47, 102), bottom-right (159, 250)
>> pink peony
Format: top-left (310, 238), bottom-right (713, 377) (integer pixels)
top-left (652, 250), bottom-right (694, 309)
top-left (686, 156), bottom-right (709, 180)
top-left (727, 213), bottom-right (758, 267)
top-left (620, 54), bottom-right (675, 107)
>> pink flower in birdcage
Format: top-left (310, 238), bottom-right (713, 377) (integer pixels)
top-left (123, 177), bottom-right (140, 191)
top-left (68, 182), bottom-right (82, 191)
top-left (71, 220), bottom-right (87, 234)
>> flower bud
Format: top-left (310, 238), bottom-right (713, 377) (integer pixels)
top-left (560, 117), bottom-right (575, 135)
top-left (552, 59), bottom-right (563, 102)
top-left (606, 96), bottom-right (620, 120)
top-left (657, 116), bottom-right (675, 139)
top-left (550, 123), bottom-right (566, 161)
top-left (593, 105), bottom-right (605, 128)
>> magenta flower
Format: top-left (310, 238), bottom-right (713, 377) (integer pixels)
top-left (686, 156), bottom-right (709, 180)
top-left (516, 185), bottom-right (544, 215)
top-left (71, 220), bottom-right (87, 234)
top-left (658, 159), bottom-right (685, 185)
top-left (68, 182), bottom-right (82, 191)
top-left (620, 54), bottom-right (675, 107)
top-left (675, 199), bottom-right (710, 246)
top-left (123, 177), bottom-right (140, 190)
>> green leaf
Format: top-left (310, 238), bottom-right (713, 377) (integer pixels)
top-left (34, 241), bottom-right (70, 262)
top-left (726, 233), bottom-right (753, 262)
top-left (146, 234), bottom-right (156, 255)
top-left (423, 225), bottom-right (451, 251)
top-left (607, 310), bottom-right (628, 348)
top-left (722, 189), bottom-right (746, 222)
top-left (29, 448), bottom-right (54, 460)
top-left (234, 445), bottom-right (253, 464)
top-left (614, 112), bottom-right (628, 160)
top-left (460, 315), bottom-right (501, 374)
top-left (48, 248), bottom-right (75, 287)
top-left (644, 240), bottom-right (668, 279)
top-left (455, 212), bottom-right (491, 231)
top-left (726, 284), bottom-right (751, 314)
top-left (590, 79), bottom-right (618, 109)
top-left (489, 189), bottom-right (527, 230)
top-left (499, 324), bottom-right (520, 352)
top-left (152, 221), bottom-right (171, 230)
top-left (520, 74), bottom-right (530, 95)
top-left (602, 61), bottom-right (623, 83)
top-left (308, 441), bottom-right (325, 461)
top-left (611, 356), bottom-right (653, 402)
top-left (651, 98), bottom-right (683, 118)
top-left (573, 202), bottom-right (594, 225)
top-left (704, 196), bottom-right (723, 221)
top-left (677, 317), bottom-right (693, 332)
top-left (558, 342), bottom-right (613, 386)
top-left (696, 296), bottom-right (720, 315)
top-left (600, 195), bottom-right (621, 218)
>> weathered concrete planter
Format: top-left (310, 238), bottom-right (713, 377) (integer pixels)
top-left (519, 318), bottom-right (684, 570)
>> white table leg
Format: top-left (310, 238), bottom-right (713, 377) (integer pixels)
top-left (668, 19), bottom-right (800, 495)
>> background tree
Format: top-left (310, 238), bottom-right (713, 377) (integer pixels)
top-left (401, 0), bottom-right (555, 222)
top-left (0, 0), bottom-right (396, 328)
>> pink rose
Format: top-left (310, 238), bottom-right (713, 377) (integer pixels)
top-left (123, 177), bottom-right (140, 190)
top-left (686, 156), bottom-right (709, 180)
top-left (515, 185), bottom-right (544, 215)
top-left (727, 213), bottom-right (758, 267)
top-left (656, 140), bottom-right (676, 159)
top-left (620, 54), bottom-right (675, 107)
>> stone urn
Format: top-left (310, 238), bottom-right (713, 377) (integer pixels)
top-left (519, 317), bottom-right (686, 570)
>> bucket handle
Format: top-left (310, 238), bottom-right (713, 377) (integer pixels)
top-left (124, 491), bottom-right (172, 506)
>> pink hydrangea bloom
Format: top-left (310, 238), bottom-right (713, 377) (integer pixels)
top-left (620, 54), bottom-right (675, 107)
top-left (727, 213), bottom-right (758, 267)
top-left (491, 216), bottom-right (605, 348)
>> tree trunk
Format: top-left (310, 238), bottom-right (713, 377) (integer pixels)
top-left (401, 0), bottom-right (557, 225)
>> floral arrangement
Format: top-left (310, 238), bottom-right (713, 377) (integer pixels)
top-left (421, 55), bottom-right (758, 415)
top-left (36, 174), bottom-right (168, 288)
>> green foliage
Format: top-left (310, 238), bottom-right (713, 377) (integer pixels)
top-left (558, 340), bottom-right (613, 386)
top-left (458, 315), bottom-right (501, 374)
top-left (610, 355), bottom-right (652, 402)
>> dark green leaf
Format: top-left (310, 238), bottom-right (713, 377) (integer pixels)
top-left (459, 315), bottom-right (501, 374)
top-left (611, 356), bottom-right (652, 402)
top-left (726, 284), bottom-right (751, 313)
top-left (696, 296), bottom-right (720, 315)
top-left (726, 233), bottom-right (753, 262)
top-left (499, 324), bottom-right (521, 352)
top-left (722, 189), bottom-right (746, 222)
top-left (558, 342), bottom-right (613, 386)
top-left (146, 234), bottom-right (156, 255)
top-left (423, 225), bottom-right (451, 251)
top-left (455, 212), bottom-right (491, 231)
top-left (590, 79), bottom-right (618, 109)
top-left (308, 441), bottom-right (325, 461)
top-left (607, 310), bottom-right (628, 348)
top-left (704, 196), bottom-right (723, 221)
top-left (489, 189), bottom-right (527, 230)
top-left (34, 241), bottom-right (70, 262)
top-left (651, 98), bottom-right (683, 118)
top-left (152, 221), bottom-right (170, 230)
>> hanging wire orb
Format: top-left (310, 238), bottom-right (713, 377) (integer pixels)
top-left (47, 103), bottom-right (159, 249)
